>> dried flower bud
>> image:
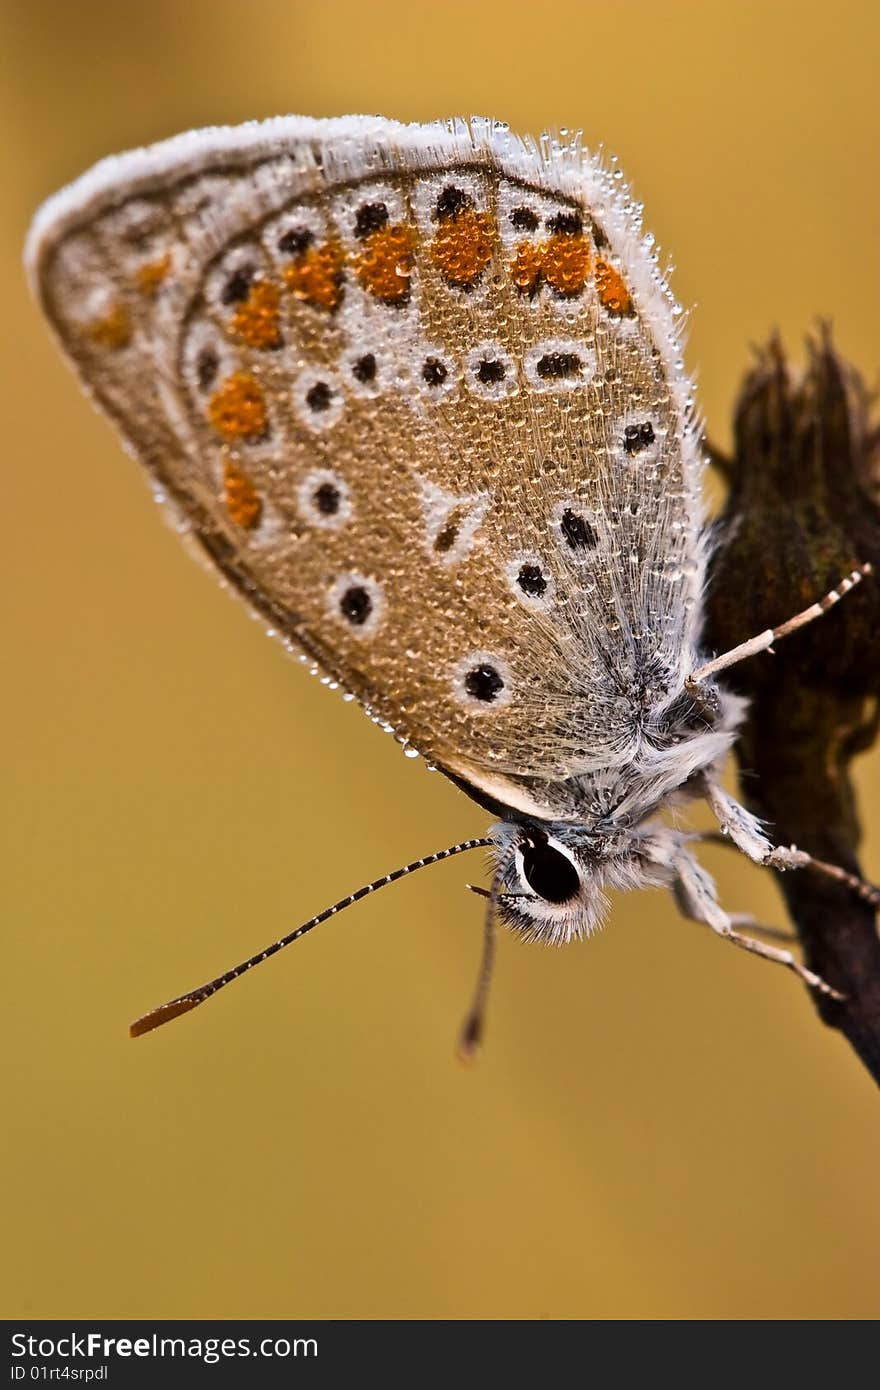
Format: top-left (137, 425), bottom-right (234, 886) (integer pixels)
top-left (706, 329), bottom-right (880, 1081)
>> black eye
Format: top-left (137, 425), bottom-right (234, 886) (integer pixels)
top-left (521, 840), bottom-right (580, 904)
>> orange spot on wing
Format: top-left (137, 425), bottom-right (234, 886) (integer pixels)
top-left (353, 224), bottom-right (416, 304)
top-left (208, 372), bottom-right (268, 442)
top-left (509, 231), bottom-right (592, 299)
top-left (509, 242), bottom-right (544, 294)
top-left (223, 460), bottom-right (262, 529)
top-left (86, 303), bottom-right (131, 349)
top-left (135, 253), bottom-right (171, 296)
top-left (229, 280), bottom-right (282, 349)
top-left (429, 208), bottom-right (493, 288)
top-left (595, 259), bottom-right (633, 316)
top-left (283, 239), bottom-right (345, 310)
top-left (542, 234), bottom-right (591, 297)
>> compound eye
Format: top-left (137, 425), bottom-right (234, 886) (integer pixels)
top-left (521, 840), bottom-right (580, 904)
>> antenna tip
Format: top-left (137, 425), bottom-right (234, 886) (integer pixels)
top-left (129, 994), bottom-right (201, 1038)
top-left (456, 1014), bottom-right (483, 1066)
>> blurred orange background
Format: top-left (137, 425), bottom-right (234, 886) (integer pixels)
top-left (3, 0), bottom-right (878, 1319)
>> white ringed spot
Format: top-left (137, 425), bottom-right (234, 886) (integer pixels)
top-left (416, 478), bottom-right (489, 566)
top-left (523, 338), bottom-right (595, 392)
top-left (327, 572), bottom-right (384, 637)
top-left (292, 367), bottom-right (345, 432)
top-left (452, 651), bottom-right (514, 710)
top-left (551, 498), bottom-right (600, 560)
top-left (340, 345), bottom-right (390, 399)
top-left (263, 204), bottom-right (327, 266)
top-left (464, 342), bottom-right (518, 401)
top-left (506, 553), bottom-right (556, 609)
top-left (297, 468), bottom-right (353, 530)
top-left (617, 411), bottom-right (663, 466)
top-left (412, 345), bottom-right (459, 401)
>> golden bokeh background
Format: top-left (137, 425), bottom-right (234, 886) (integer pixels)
top-left (3, 0), bottom-right (879, 1320)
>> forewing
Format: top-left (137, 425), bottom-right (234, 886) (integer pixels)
top-left (28, 116), bottom-right (704, 816)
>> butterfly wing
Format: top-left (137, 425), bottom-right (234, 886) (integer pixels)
top-left (28, 115), bottom-right (704, 820)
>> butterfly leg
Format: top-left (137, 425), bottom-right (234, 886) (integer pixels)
top-left (671, 848), bottom-right (845, 999)
top-left (703, 778), bottom-right (880, 907)
top-left (686, 562), bottom-right (871, 690)
top-left (727, 913), bottom-right (797, 944)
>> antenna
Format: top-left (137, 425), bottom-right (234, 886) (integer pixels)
top-left (457, 841), bottom-right (518, 1060)
top-left (457, 886), bottom-right (498, 1063)
top-left (130, 836), bottom-right (493, 1038)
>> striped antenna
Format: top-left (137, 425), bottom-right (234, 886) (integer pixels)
top-left (130, 837), bottom-right (493, 1037)
top-left (689, 562), bottom-right (872, 685)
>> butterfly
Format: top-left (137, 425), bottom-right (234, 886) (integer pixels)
top-left (26, 115), bottom-right (876, 1046)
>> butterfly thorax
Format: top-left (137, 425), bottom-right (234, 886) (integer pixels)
top-left (478, 681), bottom-right (742, 943)
top-left (454, 676), bottom-right (741, 822)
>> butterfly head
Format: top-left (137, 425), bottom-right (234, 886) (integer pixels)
top-left (490, 819), bottom-right (660, 945)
